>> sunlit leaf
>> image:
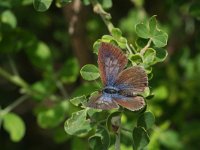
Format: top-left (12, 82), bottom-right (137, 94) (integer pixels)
top-left (111, 28), bottom-right (122, 40)
top-left (1, 10), bottom-right (17, 28)
top-left (135, 23), bottom-right (149, 39)
top-left (3, 113), bottom-right (25, 142)
top-left (70, 95), bottom-right (87, 107)
top-left (143, 48), bottom-right (156, 65)
top-left (102, 0), bottom-right (112, 9)
top-left (64, 109), bottom-right (92, 136)
top-left (80, 64), bottom-right (100, 81)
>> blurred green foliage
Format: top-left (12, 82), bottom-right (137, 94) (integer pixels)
top-left (0, 0), bottom-right (200, 150)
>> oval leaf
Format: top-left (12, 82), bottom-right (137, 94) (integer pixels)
top-left (3, 113), bottom-right (25, 142)
top-left (33, 0), bottom-right (53, 12)
top-left (133, 127), bottom-right (150, 150)
top-left (80, 64), bottom-right (100, 81)
top-left (64, 109), bottom-right (92, 136)
top-left (143, 48), bottom-right (156, 65)
top-left (137, 111), bottom-right (155, 130)
top-left (135, 23), bottom-right (149, 39)
top-left (88, 126), bottom-right (110, 150)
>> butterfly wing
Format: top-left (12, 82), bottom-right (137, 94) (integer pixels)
top-left (113, 96), bottom-right (145, 111)
top-left (112, 66), bottom-right (148, 111)
top-left (98, 42), bottom-right (127, 86)
top-left (115, 66), bottom-right (148, 96)
top-left (87, 92), bottom-right (119, 110)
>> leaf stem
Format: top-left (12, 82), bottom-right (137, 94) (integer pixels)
top-left (140, 38), bottom-right (152, 55)
top-left (8, 55), bottom-right (19, 76)
top-left (90, 0), bottom-right (114, 33)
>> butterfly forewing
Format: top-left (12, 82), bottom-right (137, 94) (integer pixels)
top-left (98, 42), bottom-right (127, 86)
top-left (88, 92), bottom-right (119, 110)
top-left (115, 66), bottom-right (148, 95)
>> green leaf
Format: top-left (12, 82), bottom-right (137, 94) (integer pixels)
top-left (64, 109), bottom-right (92, 136)
top-left (135, 23), bottom-right (149, 39)
top-left (133, 127), bottom-right (150, 150)
top-left (111, 28), bottom-right (122, 40)
top-left (82, 0), bottom-right (90, 5)
top-left (102, 35), bottom-right (114, 42)
top-left (154, 48), bottom-right (168, 63)
top-left (93, 40), bottom-right (101, 54)
top-left (136, 38), bottom-right (149, 48)
top-left (31, 79), bottom-right (55, 101)
top-left (33, 0), bottom-right (53, 12)
top-left (88, 126), bottom-right (110, 150)
top-left (143, 48), bottom-right (156, 65)
top-left (102, 0), bottom-right (112, 9)
top-left (26, 41), bottom-right (52, 70)
top-left (80, 64), bottom-right (100, 81)
top-left (189, 2), bottom-right (200, 18)
top-left (159, 130), bottom-right (182, 149)
top-left (3, 113), bottom-right (25, 142)
top-left (129, 54), bottom-right (143, 65)
top-left (151, 30), bottom-right (168, 48)
top-left (137, 111), bottom-right (155, 130)
top-left (1, 10), bottom-right (17, 28)
top-left (149, 16), bottom-right (157, 32)
top-left (37, 101), bottom-right (68, 128)
top-left (56, 0), bottom-right (72, 7)
top-left (153, 85), bottom-right (168, 101)
top-left (70, 95), bottom-right (87, 107)
top-left (59, 58), bottom-right (79, 84)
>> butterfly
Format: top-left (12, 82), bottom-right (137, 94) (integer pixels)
top-left (87, 42), bottom-right (148, 111)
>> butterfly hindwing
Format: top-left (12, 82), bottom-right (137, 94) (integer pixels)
top-left (87, 92), bottom-right (119, 110)
top-left (113, 96), bottom-right (145, 111)
top-left (98, 42), bottom-right (127, 86)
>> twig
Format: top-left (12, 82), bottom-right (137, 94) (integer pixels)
top-left (90, 0), bottom-right (114, 33)
top-left (8, 55), bottom-right (19, 76)
top-left (0, 67), bottom-right (29, 90)
top-left (55, 80), bottom-right (68, 98)
top-left (0, 95), bottom-right (29, 116)
top-left (140, 39), bottom-right (152, 55)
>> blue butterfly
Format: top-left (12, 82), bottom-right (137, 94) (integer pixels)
top-left (88, 42), bottom-right (148, 111)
